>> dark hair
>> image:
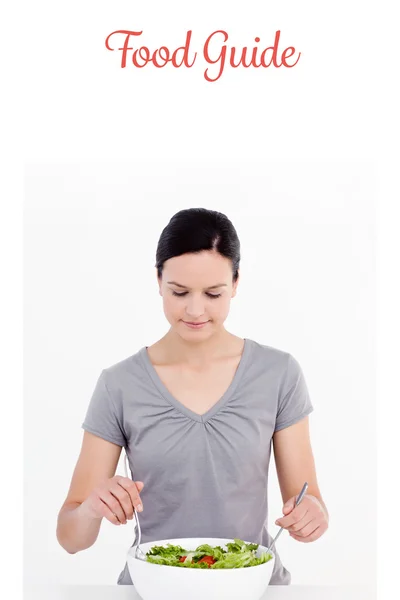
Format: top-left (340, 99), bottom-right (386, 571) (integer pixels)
top-left (156, 208), bottom-right (240, 281)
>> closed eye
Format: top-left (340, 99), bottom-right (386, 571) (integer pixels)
top-left (172, 291), bottom-right (221, 299)
top-left (172, 291), bottom-right (188, 297)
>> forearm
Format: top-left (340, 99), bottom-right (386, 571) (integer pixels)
top-left (273, 419), bottom-right (329, 518)
top-left (56, 502), bottom-right (102, 554)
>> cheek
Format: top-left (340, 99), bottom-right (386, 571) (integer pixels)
top-left (210, 297), bottom-right (231, 320)
top-left (162, 295), bottom-right (182, 318)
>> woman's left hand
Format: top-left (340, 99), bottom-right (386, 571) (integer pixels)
top-left (275, 494), bottom-right (329, 543)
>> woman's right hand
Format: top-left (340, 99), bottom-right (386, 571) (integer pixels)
top-left (80, 476), bottom-right (144, 525)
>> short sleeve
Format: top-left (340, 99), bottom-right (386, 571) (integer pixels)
top-left (82, 370), bottom-right (126, 447)
top-left (274, 355), bottom-right (314, 432)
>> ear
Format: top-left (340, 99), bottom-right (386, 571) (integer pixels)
top-left (232, 271), bottom-right (240, 297)
top-left (156, 270), bottom-right (162, 296)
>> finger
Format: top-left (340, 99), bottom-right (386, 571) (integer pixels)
top-left (290, 519), bottom-right (319, 537)
top-left (135, 481), bottom-right (144, 493)
top-left (287, 513), bottom-right (314, 533)
top-left (116, 477), bottom-right (143, 512)
top-left (290, 524), bottom-right (321, 543)
top-left (100, 490), bottom-right (127, 524)
top-left (92, 497), bottom-right (123, 526)
top-left (282, 498), bottom-right (296, 515)
top-left (276, 506), bottom-right (308, 529)
top-left (115, 476), bottom-right (143, 512)
top-left (110, 483), bottom-right (135, 520)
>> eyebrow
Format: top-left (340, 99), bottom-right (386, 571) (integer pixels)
top-left (167, 281), bottom-right (228, 290)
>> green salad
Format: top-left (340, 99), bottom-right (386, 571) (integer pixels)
top-left (146, 538), bottom-right (272, 569)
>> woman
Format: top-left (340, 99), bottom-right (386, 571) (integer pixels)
top-left (56, 208), bottom-right (329, 585)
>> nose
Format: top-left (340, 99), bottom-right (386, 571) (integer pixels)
top-left (185, 295), bottom-right (206, 319)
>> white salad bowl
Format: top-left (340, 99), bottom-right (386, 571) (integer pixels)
top-left (127, 537), bottom-right (275, 600)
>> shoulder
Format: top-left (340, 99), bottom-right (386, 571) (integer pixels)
top-left (247, 338), bottom-right (291, 366)
top-left (99, 347), bottom-right (148, 389)
top-left (245, 339), bottom-right (303, 381)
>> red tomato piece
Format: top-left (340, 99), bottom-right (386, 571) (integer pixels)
top-left (198, 555), bottom-right (216, 567)
top-left (179, 556), bottom-right (187, 563)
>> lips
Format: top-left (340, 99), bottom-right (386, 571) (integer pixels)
top-left (182, 321), bottom-right (209, 329)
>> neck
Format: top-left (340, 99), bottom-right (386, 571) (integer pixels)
top-left (160, 327), bottom-right (238, 366)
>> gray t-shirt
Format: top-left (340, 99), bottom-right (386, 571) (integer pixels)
top-left (82, 338), bottom-right (313, 585)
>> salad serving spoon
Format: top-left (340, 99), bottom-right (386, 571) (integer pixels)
top-left (266, 482), bottom-right (309, 555)
top-left (124, 452), bottom-right (147, 561)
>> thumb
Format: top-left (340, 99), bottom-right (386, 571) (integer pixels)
top-left (135, 481), bottom-right (144, 493)
top-left (282, 497), bottom-right (296, 515)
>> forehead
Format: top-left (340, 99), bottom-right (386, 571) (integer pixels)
top-left (162, 251), bottom-right (232, 287)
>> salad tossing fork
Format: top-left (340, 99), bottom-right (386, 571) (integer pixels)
top-left (124, 451), bottom-right (147, 561)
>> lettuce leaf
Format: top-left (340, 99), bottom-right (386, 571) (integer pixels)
top-left (225, 539), bottom-right (259, 553)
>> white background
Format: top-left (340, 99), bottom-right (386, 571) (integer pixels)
top-left (24, 159), bottom-right (375, 585)
top-left (22, 0), bottom-right (377, 162)
top-left (2, 0), bottom-right (397, 598)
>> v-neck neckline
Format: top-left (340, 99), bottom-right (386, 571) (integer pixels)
top-left (139, 338), bottom-right (252, 423)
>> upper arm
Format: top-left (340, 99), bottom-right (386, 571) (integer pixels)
top-left (61, 431), bottom-right (122, 508)
top-left (274, 354), bottom-right (313, 433)
top-left (273, 416), bottom-right (322, 504)
top-left (82, 370), bottom-right (127, 447)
